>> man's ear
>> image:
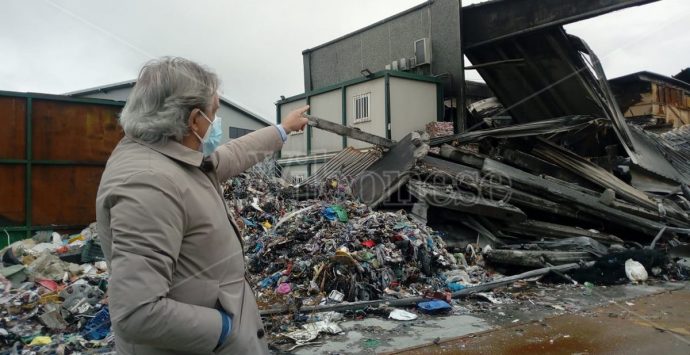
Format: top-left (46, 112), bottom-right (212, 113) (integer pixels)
top-left (188, 108), bottom-right (200, 133)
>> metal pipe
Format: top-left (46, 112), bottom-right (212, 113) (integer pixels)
top-left (259, 260), bottom-right (595, 316)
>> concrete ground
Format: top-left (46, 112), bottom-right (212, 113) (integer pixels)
top-left (280, 281), bottom-right (689, 354)
top-left (394, 286), bottom-right (690, 354)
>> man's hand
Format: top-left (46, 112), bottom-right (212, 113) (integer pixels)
top-left (281, 105), bottom-right (310, 134)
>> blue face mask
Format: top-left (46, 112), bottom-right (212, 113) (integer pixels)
top-left (194, 111), bottom-right (223, 157)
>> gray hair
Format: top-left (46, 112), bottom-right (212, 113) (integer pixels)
top-left (119, 57), bottom-right (219, 144)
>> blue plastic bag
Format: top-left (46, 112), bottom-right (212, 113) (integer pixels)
top-left (242, 218), bottom-right (256, 227)
top-left (417, 300), bottom-right (452, 314)
top-left (258, 271), bottom-right (282, 288)
top-left (322, 207), bottom-right (337, 221)
top-left (446, 282), bottom-right (466, 292)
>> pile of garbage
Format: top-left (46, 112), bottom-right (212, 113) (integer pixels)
top-left (223, 173), bottom-right (499, 310)
top-left (0, 224), bottom-right (112, 354)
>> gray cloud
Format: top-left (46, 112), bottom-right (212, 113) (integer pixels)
top-left (1, 0), bottom-right (687, 121)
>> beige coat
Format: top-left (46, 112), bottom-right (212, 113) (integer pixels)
top-left (96, 126), bottom-right (283, 354)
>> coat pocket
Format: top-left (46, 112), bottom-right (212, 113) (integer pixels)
top-left (167, 276), bottom-right (220, 309)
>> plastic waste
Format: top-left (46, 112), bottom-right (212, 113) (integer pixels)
top-left (322, 207), bottom-right (337, 221)
top-left (388, 309), bottom-right (418, 321)
top-left (330, 205), bottom-right (349, 222)
top-left (328, 290), bottom-right (345, 303)
top-left (259, 272), bottom-right (282, 289)
top-left (276, 282), bottom-right (292, 294)
top-left (446, 282), bottom-right (465, 292)
top-left (625, 259), bottom-right (648, 282)
top-left (0, 265), bottom-right (28, 286)
top-left (305, 311), bottom-right (344, 323)
top-left (81, 306), bottom-right (111, 340)
top-left (361, 240), bottom-right (376, 248)
top-left (36, 279), bottom-right (59, 292)
top-left (29, 335), bottom-right (52, 346)
top-left (284, 320), bottom-right (343, 346)
top-left (417, 300), bottom-right (452, 314)
top-left (242, 217), bottom-right (256, 227)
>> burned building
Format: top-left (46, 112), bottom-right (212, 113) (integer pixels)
top-left (610, 71), bottom-right (690, 132)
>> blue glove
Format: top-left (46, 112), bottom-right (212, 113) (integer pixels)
top-left (217, 311), bottom-right (233, 349)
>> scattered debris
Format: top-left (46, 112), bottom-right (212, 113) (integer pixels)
top-left (388, 309), bottom-right (418, 321)
top-left (0, 224), bottom-right (112, 352)
top-left (625, 259), bottom-right (649, 283)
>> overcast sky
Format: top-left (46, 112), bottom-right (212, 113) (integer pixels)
top-left (1, 0), bottom-right (688, 121)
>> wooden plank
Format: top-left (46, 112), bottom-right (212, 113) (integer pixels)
top-left (0, 97), bottom-right (26, 159)
top-left (482, 158), bottom-right (664, 236)
top-left (407, 180), bottom-right (527, 222)
top-left (305, 114), bottom-right (394, 148)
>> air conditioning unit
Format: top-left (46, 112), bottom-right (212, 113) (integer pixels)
top-left (391, 60), bottom-right (399, 71)
top-left (385, 64), bottom-right (391, 70)
top-left (414, 38), bottom-right (431, 66)
top-left (400, 58), bottom-right (408, 70)
top-left (409, 57), bottom-right (417, 68)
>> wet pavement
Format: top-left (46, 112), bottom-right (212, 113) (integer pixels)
top-left (392, 284), bottom-right (690, 354)
top-left (286, 281), bottom-right (689, 354)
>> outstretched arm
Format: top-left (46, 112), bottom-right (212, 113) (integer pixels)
top-left (214, 105), bottom-right (309, 181)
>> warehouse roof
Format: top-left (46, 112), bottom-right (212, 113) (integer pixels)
top-left (609, 71), bottom-right (690, 92)
top-left (65, 80), bottom-right (272, 127)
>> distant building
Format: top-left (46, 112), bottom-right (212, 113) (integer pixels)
top-left (610, 71), bottom-right (690, 132)
top-left (674, 68), bottom-right (690, 84)
top-left (66, 80), bottom-right (272, 142)
top-left (301, 0), bottom-right (491, 130)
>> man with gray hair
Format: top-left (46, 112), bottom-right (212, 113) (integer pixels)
top-left (96, 57), bottom-right (308, 354)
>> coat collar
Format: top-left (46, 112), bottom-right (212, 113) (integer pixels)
top-left (129, 136), bottom-right (204, 168)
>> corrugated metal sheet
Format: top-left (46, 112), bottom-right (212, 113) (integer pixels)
top-left (302, 147), bottom-right (382, 186)
top-left (465, 26), bottom-right (688, 184)
top-left (657, 125), bottom-right (690, 180)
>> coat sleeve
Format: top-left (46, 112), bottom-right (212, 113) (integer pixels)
top-left (213, 125), bottom-right (283, 182)
top-left (107, 171), bottom-right (222, 352)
